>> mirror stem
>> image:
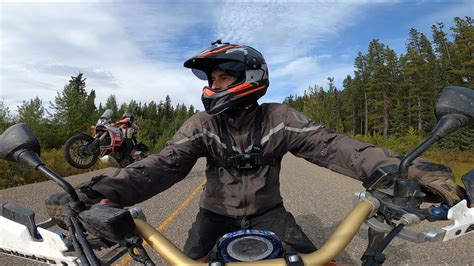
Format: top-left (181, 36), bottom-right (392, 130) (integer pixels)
top-left (14, 150), bottom-right (81, 202)
top-left (13, 149), bottom-right (85, 211)
top-left (399, 134), bottom-right (440, 179)
top-left (36, 165), bottom-right (81, 202)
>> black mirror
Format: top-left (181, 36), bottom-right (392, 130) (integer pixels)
top-left (0, 123), bottom-right (81, 203)
top-left (433, 86), bottom-right (474, 138)
top-left (0, 123), bottom-right (41, 162)
top-left (399, 86), bottom-right (473, 179)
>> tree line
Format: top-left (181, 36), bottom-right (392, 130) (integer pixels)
top-left (0, 73), bottom-right (197, 188)
top-left (284, 16), bottom-right (473, 150)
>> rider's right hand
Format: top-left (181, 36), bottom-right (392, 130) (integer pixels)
top-left (409, 162), bottom-right (465, 206)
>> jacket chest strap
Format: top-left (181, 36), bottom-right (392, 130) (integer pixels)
top-left (213, 154), bottom-right (280, 170)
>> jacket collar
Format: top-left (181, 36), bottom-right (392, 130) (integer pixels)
top-left (221, 103), bottom-right (259, 129)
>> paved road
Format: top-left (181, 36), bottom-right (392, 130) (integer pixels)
top-left (1, 155), bottom-right (472, 265)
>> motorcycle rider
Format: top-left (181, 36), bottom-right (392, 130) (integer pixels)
top-left (118, 112), bottom-right (139, 165)
top-left (46, 41), bottom-right (465, 260)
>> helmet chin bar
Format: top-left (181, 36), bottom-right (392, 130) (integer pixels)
top-left (202, 87), bottom-right (259, 116)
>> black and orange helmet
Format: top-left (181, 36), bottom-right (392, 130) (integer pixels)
top-left (184, 40), bottom-right (269, 115)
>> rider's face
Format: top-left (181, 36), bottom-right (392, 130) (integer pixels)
top-left (210, 69), bottom-right (237, 91)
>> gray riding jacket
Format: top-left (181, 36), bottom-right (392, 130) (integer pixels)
top-left (91, 103), bottom-right (399, 216)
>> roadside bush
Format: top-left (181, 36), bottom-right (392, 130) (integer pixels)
top-left (0, 148), bottom-right (104, 189)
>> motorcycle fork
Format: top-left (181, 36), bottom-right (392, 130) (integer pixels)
top-left (86, 132), bottom-right (107, 154)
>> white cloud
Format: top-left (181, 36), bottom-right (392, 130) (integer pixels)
top-left (0, 2), bottom-right (207, 114)
top-left (414, 1), bottom-right (473, 29)
top-left (268, 56), bottom-right (354, 98)
top-left (271, 55), bottom-right (332, 79)
top-left (215, 2), bottom-right (365, 60)
top-left (213, 2), bottom-right (368, 101)
top-left (0, 1), bottom-right (371, 114)
top-left (4, 1), bottom-right (456, 117)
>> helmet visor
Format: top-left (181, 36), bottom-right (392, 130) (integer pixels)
top-left (217, 61), bottom-right (247, 72)
top-left (191, 68), bottom-right (208, 80)
top-left (191, 61), bottom-right (247, 81)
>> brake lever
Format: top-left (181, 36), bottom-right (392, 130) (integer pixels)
top-left (365, 217), bottom-right (445, 243)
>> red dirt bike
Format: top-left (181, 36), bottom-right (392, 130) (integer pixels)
top-left (63, 109), bottom-right (149, 169)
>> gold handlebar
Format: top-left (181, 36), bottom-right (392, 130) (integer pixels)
top-left (134, 201), bottom-right (375, 266)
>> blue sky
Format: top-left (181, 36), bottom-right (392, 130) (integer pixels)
top-left (0, 0), bottom-right (472, 114)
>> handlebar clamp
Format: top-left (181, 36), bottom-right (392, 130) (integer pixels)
top-left (353, 192), bottom-right (380, 218)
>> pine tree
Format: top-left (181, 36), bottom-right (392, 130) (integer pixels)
top-left (366, 39), bottom-right (393, 138)
top-left (0, 100), bottom-right (12, 132)
top-left (354, 52), bottom-right (370, 135)
top-left (402, 29), bottom-right (438, 133)
top-left (341, 75), bottom-right (356, 135)
top-left (17, 97), bottom-right (44, 129)
top-left (104, 94), bottom-right (119, 120)
top-left (143, 101), bottom-right (158, 121)
top-left (162, 95), bottom-right (174, 122)
top-left (50, 73), bottom-right (95, 138)
top-left (420, 33), bottom-right (439, 131)
top-left (188, 105), bottom-right (196, 116)
top-left (301, 85), bottom-right (320, 123)
top-left (432, 22), bottom-right (455, 86)
top-left (127, 100), bottom-right (140, 117)
top-left (326, 77), bottom-right (342, 131)
top-left (16, 97), bottom-right (58, 148)
top-left (450, 16), bottom-right (473, 87)
top-left (118, 103), bottom-right (128, 119)
top-left (284, 93), bottom-right (305, 113)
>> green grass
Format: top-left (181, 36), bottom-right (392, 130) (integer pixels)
top-left (424, 149), bottom-right (473, 186)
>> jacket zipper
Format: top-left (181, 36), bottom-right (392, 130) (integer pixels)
top-left (226, 115), bottom-right (254, 217)
top-left (242, 169), bottom-right (249, 217)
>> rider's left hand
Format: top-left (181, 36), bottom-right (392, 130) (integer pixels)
top-left (409, 162), bottom-right (465, 206)
top-left (45, 192), bottom-right (88, 229)
top-left (45, 182), bottom-right (107, 228)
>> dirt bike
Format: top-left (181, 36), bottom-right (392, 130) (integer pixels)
top-left (0, 86), bottom-right (473, 265)
top-left (63, 109), bottom-right (149, 169)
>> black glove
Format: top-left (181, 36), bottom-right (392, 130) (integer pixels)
top-left (45, 189), bottom-right (104, 229)
top-left (409, 162), bottom-right (465, 206)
